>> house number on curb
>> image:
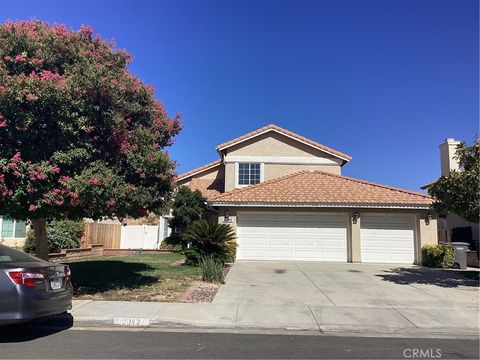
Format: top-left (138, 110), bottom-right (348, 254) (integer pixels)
top-left (114, 318), bottom-right (151, 326)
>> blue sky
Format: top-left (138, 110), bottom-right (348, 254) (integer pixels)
top-left (1, 0), bottom-right (478, 191)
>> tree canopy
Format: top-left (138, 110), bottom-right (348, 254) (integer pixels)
top-left (168, 186), bottom-right (205, 234)
top-left (0, 21), bottom-right (181, 258)
top-left (425, 139), bottom-right (479, 223)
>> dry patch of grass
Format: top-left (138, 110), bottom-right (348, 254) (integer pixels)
top-left (67, 253), bottom-right (201, 302)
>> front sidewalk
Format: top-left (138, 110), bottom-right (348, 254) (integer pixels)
top-left (69, 300), bottom-right (480, 338)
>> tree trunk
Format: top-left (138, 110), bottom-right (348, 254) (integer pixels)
top-left (31, 218), bottom-right (49, 260)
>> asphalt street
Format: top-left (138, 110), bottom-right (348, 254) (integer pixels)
top-left (0, 324), bottom-right (478, 359)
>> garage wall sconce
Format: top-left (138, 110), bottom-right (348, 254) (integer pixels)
top-left (425, 213), bottom-right (432, 225)
top-left (224, 210), bottom-right (230, 223)
top-left (352, 211), bottom-right (360, 224)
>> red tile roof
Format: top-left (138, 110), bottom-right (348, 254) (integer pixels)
top-left (216, 124), bottom-right (352, 162)
top-left (189, 178), bottom-right (224, 199)
top-left (211, 170), bottom-right (432, 207)
top-left (177, 160), bottom-right (222, 181)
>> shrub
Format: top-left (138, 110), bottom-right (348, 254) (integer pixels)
top-left (225, 241), bottom-right (237, 263)
top-left (183, 220), bottom-right (236, 265)
top-left (159, 240), bottom-right (183, 252)
top-left (162, 234), bottom-right (185, 249)
top-left (184, 248), bottom-right (201, 264)
top-left (199, 255), bottom-right (225, 283)
top-left (421, 244), bottom-right (455, 268)
top-left (23, 230), bottom-right (36, 254)
top-left (23, 220), bottom-right (85, 254)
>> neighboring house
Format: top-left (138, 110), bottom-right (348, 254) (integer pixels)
top-left (0, 216), bottom-right (27, 248)
top-left (176, 124), bottom-right (436, 264)
top-left (428, 138), bottom-right (479, 248)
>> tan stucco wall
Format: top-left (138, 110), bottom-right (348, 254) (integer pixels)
top-left (224, 162), bottom-right (235, 192)
top-left (177, 164), bottom-right (225, 188)
top-left (439, 139), bottom-right (461, 176)
top-left (265, 164), bottom-right (340, 180)
top-left (226, 131), bottom-right (341, 159)
top-left (216, 207), bottom-right (438, 265)
top-left (418, 215), bottom-right (438, 246)
top-left (350, 214), bottom-right (361, 262)
top-left (0, 237), bottom-right (26, 248)
top-left (224, 163), bottom-right (340, 192)
top-left (180, 132), bottom-right (345, 192)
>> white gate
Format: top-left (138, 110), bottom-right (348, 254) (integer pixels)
top-left (120, 225), bottom-right (160, 249)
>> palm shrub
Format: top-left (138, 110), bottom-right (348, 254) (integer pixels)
top-left (24, 220), bottom-right (85, 253)
top-left (183, 220), bottom-right (236, 265)
top-left (199, 255), bottom-right (225, 283)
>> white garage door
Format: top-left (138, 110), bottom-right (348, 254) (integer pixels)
top-left (237, 212), bottom-right (347, 261)
top-left (360, 214), bottom-right (415, 264)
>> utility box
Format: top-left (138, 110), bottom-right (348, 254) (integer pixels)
top-left (451, 242), bottom-right (469, 269)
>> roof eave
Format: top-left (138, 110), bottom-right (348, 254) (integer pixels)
top-left (209, 201), bottom-right (432, 210)
top-left (176, 161), bottom-right (222, 182)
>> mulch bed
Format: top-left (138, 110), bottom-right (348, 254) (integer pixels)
top-left (179, 264), bottom-right (232, 303)
top-left (180, 282), bottom-right (220, 303)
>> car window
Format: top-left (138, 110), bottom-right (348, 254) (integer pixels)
top-left (0, 245), bottom-right (39, 262)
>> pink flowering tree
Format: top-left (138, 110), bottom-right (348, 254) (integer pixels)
top-left (0, 21), bottom-right (181, 259)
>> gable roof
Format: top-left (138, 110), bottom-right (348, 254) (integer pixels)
top-left (210, 170), bottom-right (432, 208)
top-left (216, 124), bottom-right (352, 163)
top-left (189, 178), bottom-right (224, 199)
top-left (176, 160), bottom-right (222, 181)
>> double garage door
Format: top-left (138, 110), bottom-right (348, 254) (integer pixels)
top-left (236, 212), bottom-right (415, 263)
top-left (237, 212), bottom-right (348, 261)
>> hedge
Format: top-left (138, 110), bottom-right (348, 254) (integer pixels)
top-left (421, 244), bottom-right (455, 268)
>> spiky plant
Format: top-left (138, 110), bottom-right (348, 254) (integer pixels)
top-left (183, 220), bottom-right (236, 264)
top-left (199, 255), bottom-right (225, 283)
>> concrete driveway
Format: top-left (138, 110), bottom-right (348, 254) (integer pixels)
top-left (212, 262), bottom-right (479, 333)
top-left (213, 261), bottom-right (479, 309)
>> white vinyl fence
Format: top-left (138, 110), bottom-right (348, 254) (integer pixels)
top-left (120, 225), bottom-right (161, 249)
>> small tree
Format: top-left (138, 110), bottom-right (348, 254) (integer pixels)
top-left (168, 186), bottom-right (205, 234)
top-left (425, 139), bottom-right (479, 223)
top-left (0, 21), bottom-right (181, 259)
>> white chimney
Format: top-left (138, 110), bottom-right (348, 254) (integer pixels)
top-left (439, 138), bottom-right (461, 176)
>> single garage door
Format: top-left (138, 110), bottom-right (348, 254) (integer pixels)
top-left (360, 214), bottom-right (415, 264)
top-left (237, 212), bottom-right (347, 261)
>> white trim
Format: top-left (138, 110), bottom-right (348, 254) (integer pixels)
top-left (176, 161), bottom-right (221, 181)
top-left (235, 162), bottom-right (264, 188)
top-left (217, 128), bottom-right (351, 162)
top-left (237, 210), bottom-right (349, 216)
top-left (224, 155), bottom-right (341, 165)
top-left (210, 202), bottom-right (431, 209)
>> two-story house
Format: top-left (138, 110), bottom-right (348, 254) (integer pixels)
top-left (176, 124), bottom-right (437, 264)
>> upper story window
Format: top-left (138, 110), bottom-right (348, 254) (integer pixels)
top-left (238, 163), bottom-right (261, 186)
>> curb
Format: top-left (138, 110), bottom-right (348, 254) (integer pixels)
top-left (67, 316), bottom-right (480, 340)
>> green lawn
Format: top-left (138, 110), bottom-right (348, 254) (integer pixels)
top-left (67, 253), bottom-right (201, 302)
